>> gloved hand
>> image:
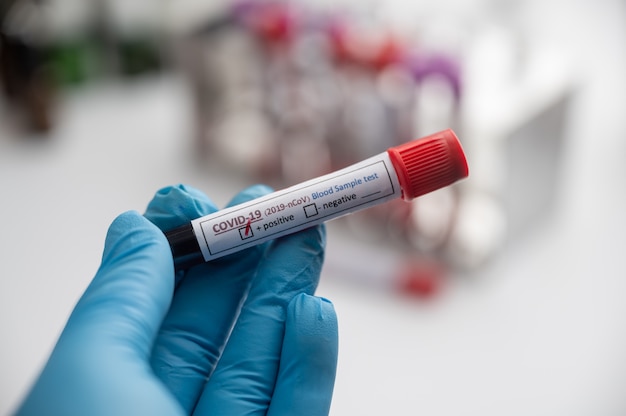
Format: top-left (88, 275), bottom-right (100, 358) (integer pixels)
top-left (16, 184), bottom-right (338, 416)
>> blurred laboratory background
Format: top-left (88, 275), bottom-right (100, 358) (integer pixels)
top-left (1, 0), bottom-right (625, 414)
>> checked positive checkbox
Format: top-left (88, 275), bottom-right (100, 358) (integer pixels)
top-left (239, 225), bottom-right (254, 240)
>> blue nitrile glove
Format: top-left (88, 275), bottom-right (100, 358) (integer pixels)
top-left (16, 184), bottom-right (338, 416)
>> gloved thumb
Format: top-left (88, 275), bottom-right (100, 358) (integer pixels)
top-left (16, 211), bottom-right (180, 416)
top-left (65, 210), bottom-right (175, 359)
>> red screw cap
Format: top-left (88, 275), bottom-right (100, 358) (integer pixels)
top-left (387, 129), bottom-right (468, 200)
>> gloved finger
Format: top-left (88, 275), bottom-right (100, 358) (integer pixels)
top-left (144, 184), bottom-right (219, 285)
top-left (226, 183), bottom-right (273, 207)
top-left (267, 293), bottom-right (338, 416)
top-left (17, 211), bottom-right (184, 416)
top-left (192, 224), bottom-right (326, 416)
top-left (148, 184), bottom-right (274, 413)
top-left (145, 184), bottom-right (219, 231)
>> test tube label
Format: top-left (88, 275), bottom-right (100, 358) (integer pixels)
top-left (192, 153), bottom-right (402, 261)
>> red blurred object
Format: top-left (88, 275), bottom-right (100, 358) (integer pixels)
top-left (245, 1), bottom-right (295, 44)
top-left (396, 259), bottom-right (446, 299)
top-left (328, 21), bottom-right (407, 71)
